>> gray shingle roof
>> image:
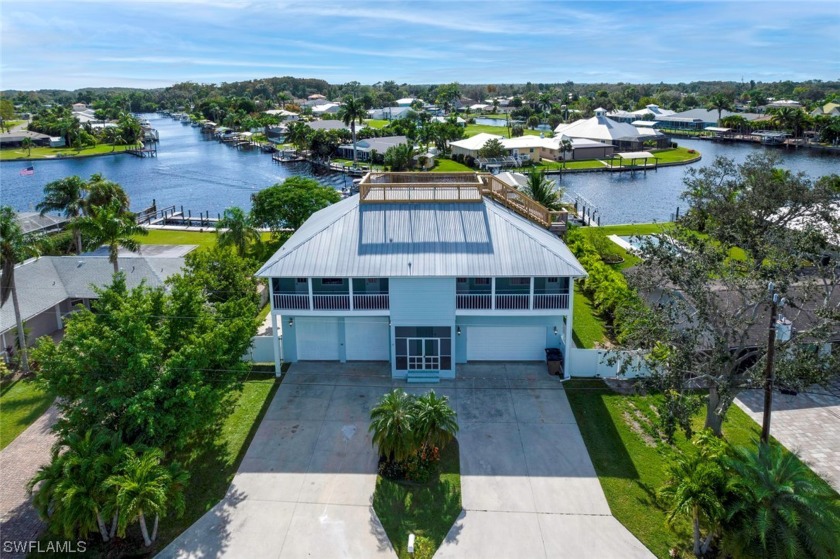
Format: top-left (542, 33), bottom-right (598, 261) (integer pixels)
top-left (0, 256), bottom-right (184, 333)
top-left (256, 196), bottom-right (586, 279)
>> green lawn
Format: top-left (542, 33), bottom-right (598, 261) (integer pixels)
top-left (432, 158), bottom-right (473, 172)
top-left (564, 380), bottom-right (839, 558)
top-left (364, 119), bottom-right (390, 129)
top-left (373, 441), bottom-right (462, 559)
top-left (572, 285), bottom-right (607, 349)
top-left (0, 144), bottom-right (135, 161)
top-left (0, 378), bottom-right (55, 450)
top-left (650, 146), bottom-right (700, 163)
top-left (135, 229), bottom-right (272, 251)
top-left (463, 124), bottom-right (542, 138)
top-left (256, 302), bottom-right (271, 324)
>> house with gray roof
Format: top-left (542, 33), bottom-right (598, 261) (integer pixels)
top-left (0, 256), bottom-right (185, 356)
top-left (336, 136), bottom-right (407, 161)
top-left (256, 172), bottom-right (585, 381)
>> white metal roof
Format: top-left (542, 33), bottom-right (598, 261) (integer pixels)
top-left (615, 151), bottom-right (655, 159)
top-left (554, 114), bottom-right (643, 141)
top-left (256, 196), bottom-right (586, 279)
top-left (450, 132), bottom-right (504, 151)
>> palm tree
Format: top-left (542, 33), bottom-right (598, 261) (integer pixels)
top-left (285, 121), bottom-right (310, 154)
top-left (721, 442), bottom-right (840, 559)
top-left (106, 447), bottom-right (187, 547)
top-left (76, 199), bottom-right (147, 274)
top-left (411, 390), bottom-right (458, 452)
top-left (0, 207), bottom-right (39, 373)
top-left (28, 430), bottom-right (122, 542)
top-left (21, 136), bottom-right (33, 156)
top-left (277, 91), bottom-right (292, 109)
top-left (339, 96), bottom-right (367, 166)
top-left (706, 93), bottom-right (733, 125)
top-left (36, 176), bottom-right (88, 254)
top-left (369, 389), bottom-right (416, 464)
top-left (559, 137), bottom-right (573, 168)
top-left (86, 173), bottom-right (130, 212)
top-left (522, 168), bottom-right (564, 210)
top-left (770, 107), bottom-right (811, 140)
top-left (658, 432), bottom-right (727, 557)
top-left (216, 207), bottom-right (260, 257)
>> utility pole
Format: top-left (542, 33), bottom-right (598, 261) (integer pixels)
top-left (761, 283), bottom-right (786, 444)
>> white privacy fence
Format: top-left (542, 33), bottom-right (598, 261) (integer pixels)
top-left (244, 335), bottom-right (276, 363)
top-left (567, 348), bottom-right (652, 378)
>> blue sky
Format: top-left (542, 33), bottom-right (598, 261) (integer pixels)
top-left (1, 0), bottom-right (838, 90)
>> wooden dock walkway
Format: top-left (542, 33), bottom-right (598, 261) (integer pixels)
top-left (125, 145), bottom-right (157, 158)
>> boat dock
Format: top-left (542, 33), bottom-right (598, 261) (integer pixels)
top-left (125, 144), bottom-right (157, 158)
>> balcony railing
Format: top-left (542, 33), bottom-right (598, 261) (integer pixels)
top-left (495, 294), bottom-right (530, 310)
top-left (534, 293), bottom-right (569, 310)
top-left (274, 294), bottom-right (310, 310)
top-left (313, 294), bottom-right (351, 310)
top-left (456, 294), bottom-right (492, 309)
top-left (353, 294), bottom-right (389, 310)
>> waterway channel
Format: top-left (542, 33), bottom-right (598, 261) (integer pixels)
top-left (1, 113), bottom-right (837, 224)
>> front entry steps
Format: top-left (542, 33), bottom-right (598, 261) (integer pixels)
top-left (406, 370), bottom-right (440, 383)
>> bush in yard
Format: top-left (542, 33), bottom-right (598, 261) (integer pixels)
top-left (369, 389), bottom-right (458, 483)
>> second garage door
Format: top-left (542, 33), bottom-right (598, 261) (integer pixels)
top-left (346, 318), bottom-right (390, 361)
top-left (466, 326), bottom-right (546, 361)
top-left (297, 317), bottom-right (340, 360)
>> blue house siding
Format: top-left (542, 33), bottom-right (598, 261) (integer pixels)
top-left (281, 314), bottom-right (298, 362)
top-left (455, 315), bottom-right (566, 363)
top-left (390, 277), bottom-right (456, 378)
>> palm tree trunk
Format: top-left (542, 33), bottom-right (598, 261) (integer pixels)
top-left (111, 244), bottom-right (119, 274)
top-left (74, 227), bottom-right (83, 255)
top-left (351, 123), bottom-right (358, 165)
top-left (96, 511), bottom-right (110, 542)
top-left (109, 512), bottom-right (118, 539)
top-left (10, 273), bottom-right (29, 374)
top-left (692, 507), bottom-right (701, 557)
top-left (704, 386), bottom-right (724, 436)
top-left (139, 511), bottom-right (152, 547)
top-left (151, 514), bottom-right (159, 542)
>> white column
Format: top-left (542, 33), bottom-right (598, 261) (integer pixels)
top-left (55, 304), bottom-right (63, 330)
top-left (529, 277), bottom-right (534, 310)
top-left (491, 277), bottom-right (496, 310)
top-left (349, 278), bottom-right (354, 310)
top-left (564, 279), bottom-right (575, 378)
top-left (271, 312), bottom-right (282, 377)
top-left (308, 278), bottom-right (314, 310)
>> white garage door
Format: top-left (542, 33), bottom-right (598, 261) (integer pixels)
top-left (297, 317), bottom-right (340, 360)
top-left (466, 326), bottom-right (546, 361)
top-left (346, 318), bottom-right (390, 361)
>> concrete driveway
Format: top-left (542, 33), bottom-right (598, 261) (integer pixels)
top-left (435, 363), bottom-right (653, 559)
top-left (160, 362), bottom-right (652, 558)
top-left (158, 363), bottom-right (396, 559)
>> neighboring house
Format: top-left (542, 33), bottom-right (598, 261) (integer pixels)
top-left (656, 108), bottom-right (765, 129)
top-left (306, 119), bottom-right (360, 132)
top-left (450, 132), bottom-right (504, 159)
top-left (336, 135), bottom-right (407, 161)
top-left (263, 109), bottom-right (300, 121)
top-left (0, 256), bottom-right (185, 355)
top-left (368, 106), bottom-right (415, 120)
top-left (0, 130), bottom-right (51, 148)
top-left (16, 212), bottom-right (68, 235)
top-left (430, 116), bottom-right (466, 125)
top-left (811, 103), bottom-right (840, 117)
top-left (71, 102), bottom-right (88, 113)
top-left (766, 99), bottom-right (802, 109)
top-left (49, 136), bottom-right (66, 147)
top-left (555, 108), bottom-right (669, 149)
top-left (257, 173), bottom-right (585, 381)
top-left (609, 104), bottom-right (675, 123)
top-left (312, 103), bottom-right (342, 116)
top-left (470, 103), bottom-right (491, 112)
top-left (396, 97), bottom-right (422, 107)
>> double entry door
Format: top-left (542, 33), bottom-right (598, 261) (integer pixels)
top-left (407, 337), bottom-right (440, 370)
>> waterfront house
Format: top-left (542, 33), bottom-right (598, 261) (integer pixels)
top-left (554, 108), bottom-right (669, 150)
top-left (0, 130), bottom-right (51, 149)
top-left (336, 136), bottom-right (407, 162)
top-left (450, 132), bottom-right (613, 163)
top-left (367, 106), bottom-right (415, 120)
top-left (0, 256), bottom-right (184, 358)
top-left (312, 103), bottom-right (342, 116)
top-left (256, 172), bottom-right (583, 381)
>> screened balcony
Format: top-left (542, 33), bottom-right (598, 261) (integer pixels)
top-left (271, 277), bottom-right (389, 311)
top-left (455, 277), bottom-right (570, 311)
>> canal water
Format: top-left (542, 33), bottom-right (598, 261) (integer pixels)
top-left (1, 114), bottom-right (838, 224)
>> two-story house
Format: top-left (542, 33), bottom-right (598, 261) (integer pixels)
top-left (256, 172), bottom-right (585, 382)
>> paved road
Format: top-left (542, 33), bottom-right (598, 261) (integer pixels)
top-left (161, 363), bottom-right (653, 558)
top-left (0, 405), bottom-right (58, 558)
top-left (736, 382), bottom-right (840, 492)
